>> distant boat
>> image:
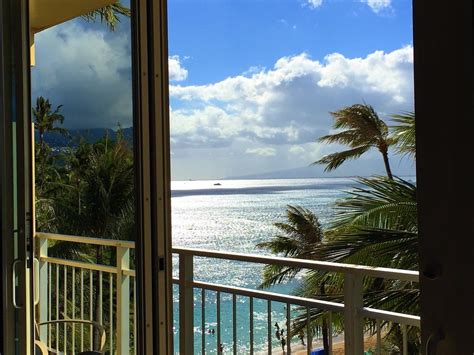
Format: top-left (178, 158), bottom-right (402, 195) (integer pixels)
top-left (214, 183), bottom-right (222, 186)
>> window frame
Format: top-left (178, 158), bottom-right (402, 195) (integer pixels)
top-left (132, 0), bottom-right (173, 353)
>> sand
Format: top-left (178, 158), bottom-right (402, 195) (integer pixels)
top-left (258, 335), bottom-right (380, 354)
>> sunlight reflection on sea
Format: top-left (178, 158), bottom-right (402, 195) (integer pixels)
top-left (171, 178), bottom-right (356, 353)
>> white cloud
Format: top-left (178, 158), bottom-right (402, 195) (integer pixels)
top-left (362, 0), bottom-right (392, 13)
top-left (170, 46), bottom-right (414, 151)
top-left (306, 0), bottom-right (323, 9)
top-left (169, 55), bottom-right (188, 82)
top-left (245, 147), bottom-right (277, 157)
top-left (289, 145), bottom-right (306, 155)
top-left (31, 19), bottom-right (414, 180)
top-left (32, 22), bottom-right (133, 129)
top-left (32, 21), bottom-right (189, 129)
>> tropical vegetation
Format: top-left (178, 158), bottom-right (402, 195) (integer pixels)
top-left (33, 96), bottom-right (67, 147)
top-left (391, 111), bottom-right (416, 159)
top-left (83, 1), bottom-right (131, 31)
top-left (313, 103), bottom-right (396, 179)
top-left (33, 97), bottom-right (135, 351)
top-left (259, 104), bottom-right (418, 353)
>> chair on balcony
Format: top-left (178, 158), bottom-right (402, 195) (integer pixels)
top-left (35, 319), bottom-right (106, 355)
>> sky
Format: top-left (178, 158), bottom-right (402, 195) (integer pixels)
top-left (31, 0), bottom-right (415, 180)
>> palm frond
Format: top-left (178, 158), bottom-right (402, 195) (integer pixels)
top-left (318, 228), bottom-right (418, 270)
top-left (391, 112), bottom-right (416, 159)
top-left (257, 205), bottom-right (323, 288)
top-left (82, 2), bottom-right (130, 31)
top-left (331, 104), bottom-right (388, 138)
top-left (330, 177), bottom-right (417, 231)
top-left (318, 129), bottom-right (368, 147)
top-left (313, 104), bottom-right (394, 177)
top-left (313, 145), bottom-right (371, 171)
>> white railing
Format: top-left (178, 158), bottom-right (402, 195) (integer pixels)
top-left (173, 247), bottom-right (420, 355)
top-left (35, 232), bottom-right (137, 355)
top-left (35, 233), bottom-right (420, 355)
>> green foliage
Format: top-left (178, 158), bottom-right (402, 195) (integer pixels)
top-left (321, 177), bottom-right (417, 269)
top-left (257, 205), bottom-right (337, 350)
top-left (258, 177), bottom-right (420, 352)
top-left (35, 125), bottom-right (135, 255)
top-left (313, 103), bottom-right (395, 179)
top-left (391, 112), bottom-right (416, 159)
top-left (314, 145), bottom-right (370, 171)
top-left (33, 96), bottom-right (68, 147)
top-left (257, 205), bottom-right (324, 288)
top-left (260, 104), bottom-right (419, 351)
top-left (82, 2), bottom-right (131, 31)
top-left (330, 177), bottom-right (417, 231)
top-left (34, 123), bottom-right (135, 351)
top-left (32, 91), bottom-right (136, 351)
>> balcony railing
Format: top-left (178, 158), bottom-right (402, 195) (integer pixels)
top-left (35, 232), bottom-right (420, 354)
top-left (36, 232), bottom-right (137, 354)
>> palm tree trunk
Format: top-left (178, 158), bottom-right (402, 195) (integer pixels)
top-left (381, 151), bottom-right (393, 180)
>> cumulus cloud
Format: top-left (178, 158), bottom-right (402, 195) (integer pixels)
top-left (31, 20), bottom-right (413, 179)
top-left (245, 147), bottom-right (277, 157)
top-left (32, 22), bottom-right (133, 129)
top-left (169, 55), bottom-right (188, 81)
top-left (289, 145), bottom-right (306, 155)
top-left (170, 46), bottom-right (414, 151)
top-left (32, 21), bottom-right (189, 129)
top-left (306, 0), bottom-right (323, 9)
top-left (362, 0), bottom-right (392, 13)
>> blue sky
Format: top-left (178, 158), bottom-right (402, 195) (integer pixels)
top-left (168, 0), bottom-right (413, 85)
top-left (32, 0), bottom-right (415, 180)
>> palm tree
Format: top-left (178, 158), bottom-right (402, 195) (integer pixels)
top-left (48, 132), bottom-right (134, 349)
top-left (318, 177), bottom-right (417, 270)
top-left (82, 2), bottom-right (131, 31)
top-left (257, 205), bottom-right (333, 352)
top-left (258, 205), bottom-right (324, 287)
top-left (32, 96), bottom-right (68, 147)
top-left (80, 136), bottom-right (134, 348)
top-left (313, 176), bottom-right (420, 352)
top-left (391, 112), bottom-right (416, 159)
top-left (314, 104), bottom-right (395, 179)
top-left (259, 177), bottom-right (420, 352)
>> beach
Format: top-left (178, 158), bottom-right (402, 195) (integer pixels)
top-left (265, 334), bottom-right (380, 354)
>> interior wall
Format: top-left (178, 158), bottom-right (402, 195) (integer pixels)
top-left (414, 0), bottom-right (474, 353)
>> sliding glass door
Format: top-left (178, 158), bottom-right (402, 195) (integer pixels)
top-left (1, 0), bottom-right (35, 354)
top-left (1, 0), bottom-right (173, 354)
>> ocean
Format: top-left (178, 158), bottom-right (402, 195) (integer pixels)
top-left (171, 178), bottom-right (360, 353)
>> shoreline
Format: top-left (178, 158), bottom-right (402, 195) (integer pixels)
top-left (256, 334), bottom-right (379, 354)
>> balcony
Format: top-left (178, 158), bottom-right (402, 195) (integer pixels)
top-left (35, 232), bottom-right (420, 354)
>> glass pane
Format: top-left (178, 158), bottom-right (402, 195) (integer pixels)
top-left (1, 0), bottom-right (34, 352)
top-left (169, 1), bottom-right (417, 353)
top-left (31, 2), bottom-right (137, 353)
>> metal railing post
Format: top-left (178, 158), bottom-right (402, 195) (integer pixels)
top-left (116, 246), bottom-right (130, 355)
top-left (179, 253), bottom-right (194, 354)
top-left (343, 272), bottom-right (364, 354)
top-left (38, 237), bottom-right (49, 342)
